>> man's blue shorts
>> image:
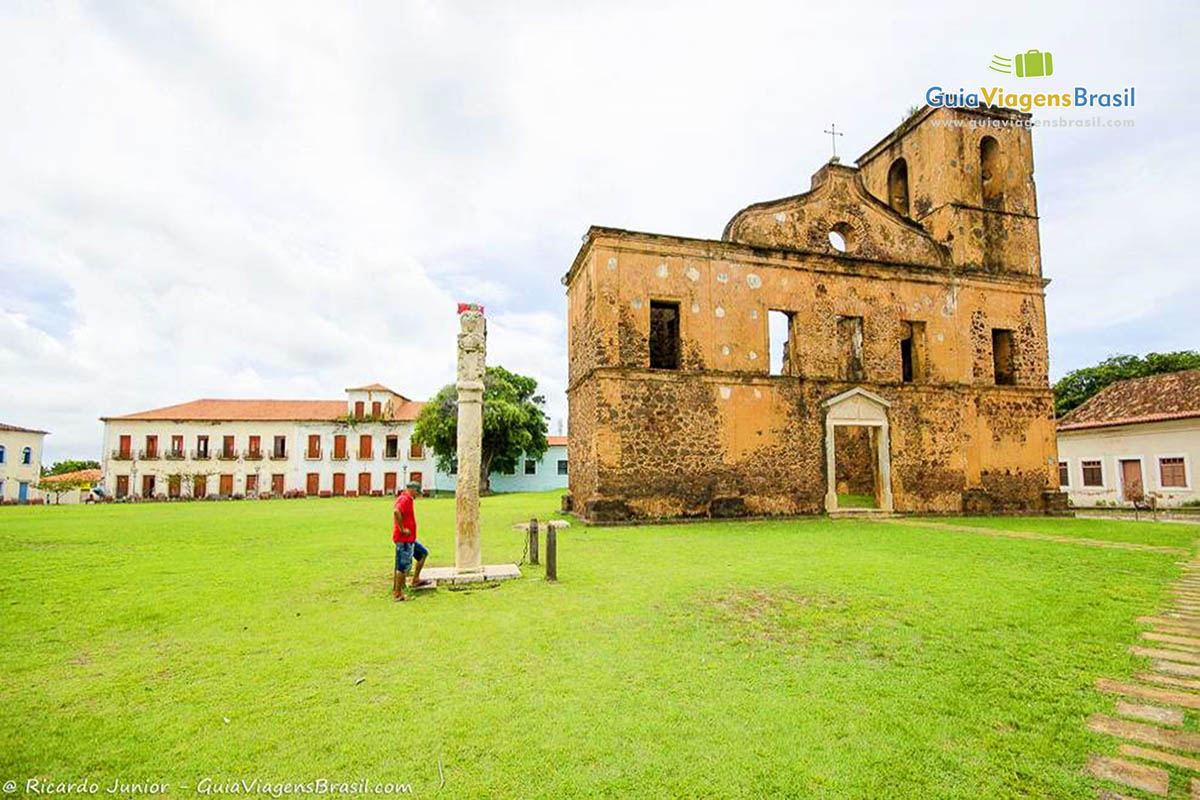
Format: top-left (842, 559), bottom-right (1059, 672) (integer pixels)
top-left (395, 540), bottom-right (428, 573)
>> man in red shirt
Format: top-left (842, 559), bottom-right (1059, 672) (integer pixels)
top-left (393, 482), bottom-right (429, 601)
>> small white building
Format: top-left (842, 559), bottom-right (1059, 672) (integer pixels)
top-left (0, 423), bottom-right (48, 503)
top-left (479, 436), bottom-right (569, 493)
top-left (1056, 369), bottom-right (1200, 508)
top-left (40, 468), bottom-right (103, 504)
top-left (100, 384), bottom-right (431, 499)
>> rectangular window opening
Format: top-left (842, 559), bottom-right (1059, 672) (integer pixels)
top-left (836, 316), bottom-right (865, 381)
top-left (649, 300), bottom-right (680, 370)
top-left (1058, 461), bottom-right (1069, 487)
top-left (768, 310), bottom-right (794, 376)
top-left (557, 459), bottom-right (569, 476)
top-left (524, 459), bottom-right (537, 475)
top-left (900, 321), bottom-right (926, 383)
top-left (1161, 457), bottom-right (1187, 488)
top-left (992, 328), bottom-right (1015, 386)
top-left (1082, 459), bottom-right (1103, 487)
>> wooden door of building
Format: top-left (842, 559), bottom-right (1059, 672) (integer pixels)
top-left (409, 471), bottom-right (423, 489)
top-left (272, 474), bottom-right (285, 495)
top-left (219, 474), bottom-right (234, 496)
top-left (383, 472), bottom-right (397, 494)
top-left (358, 472), bottom-right (371, 495)
top-left (116, 475), bottom-right (129, 497)
top-left (1121, 459), bottom-right (1144, 501)
top-left (333, 473), bottom-right (345, 496)
top-left (306, 473), bottom-right (319, 495)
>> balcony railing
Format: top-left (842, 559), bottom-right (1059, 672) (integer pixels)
top-left (111, 449), bottom-right (133, 461)
top-left (356, 450), bottom-right (374, 460)
top-left (383, 450), bottom-right (400, 460)
top-left (332, 451), bottom-right (349, 461)
top-left (138, 449), bottom-right (159, 460)
top-left (305, 449), bottom-right (322, 460)
top-left (165, 450), bottom-right (186, 461)
top-left (191, 449), bottom-right (212, 460)
top-left (244, 450), bottom-right (263, 461)
top-left (218, 448), bottom-right (238, 460)
top-left (270, 450), bottom-right (288, 461)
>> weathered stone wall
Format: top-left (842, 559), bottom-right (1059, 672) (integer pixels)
top-left (568, 368), bottom-right (1057, 520)
top-left (857, 106), bottom-right (1041, 276)
top-left (563, 104), bottom-right (1060, 521)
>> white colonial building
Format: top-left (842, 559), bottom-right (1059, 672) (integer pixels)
top-left (0, 423), bottom-right (48, 503)
top-left (1057, 369), bottom-right (1200, 508)
top-left (100, 384), bottom-right (432, 499)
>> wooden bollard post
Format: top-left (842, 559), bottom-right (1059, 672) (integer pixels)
top-left (528, 517), bottom-right (539, 565)
top-left (545, 522), bottom-right (557, 582)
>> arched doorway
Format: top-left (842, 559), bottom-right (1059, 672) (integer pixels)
top-left (822, 388), bottom-right (894, 512)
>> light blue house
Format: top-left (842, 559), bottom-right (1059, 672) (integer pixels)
top-left (431, 436), bottom-right (568, 493)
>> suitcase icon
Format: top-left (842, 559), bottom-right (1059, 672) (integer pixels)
top-left (1015, 49), bottom-right (1053, 78)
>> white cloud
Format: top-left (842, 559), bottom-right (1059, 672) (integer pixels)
top-left (1, 0), bottom-right (1196, 461)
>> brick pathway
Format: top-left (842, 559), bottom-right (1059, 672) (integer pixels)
top-left (1087, 554), bottom-right (1200, 797)
top-left (872, 518), bottom-right (1190, 555)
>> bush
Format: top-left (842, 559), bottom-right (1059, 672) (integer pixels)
top-left (346, 490), bottom-right (358, 498)
top-left (319, 490), bottom-right (332, 498)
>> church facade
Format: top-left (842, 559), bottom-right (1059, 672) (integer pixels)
top-left (564, 105), bottom-right (1065, 522)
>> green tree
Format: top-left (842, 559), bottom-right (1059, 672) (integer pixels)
top-left (41, 459), bottom-right (101, 477)
top-left (1054, 351), bottom-right (1200, 417)
top-left (413, 365), bottom-right (549, 493)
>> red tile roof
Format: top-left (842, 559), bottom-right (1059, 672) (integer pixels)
top-left (41, 468), bottom-right (102, 485)
top-left (546, 435), bottom-right (569, 447)
top-left (0, 422), bottom-right (48, 434)
top-left (103, 398), bottom-right (425, 422)
top-left (1057, 369), bottom-right (1200, 431)
top-left (345, 383), bottom-right (405, 397)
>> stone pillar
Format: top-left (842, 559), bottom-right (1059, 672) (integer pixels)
top-left (824, 416), bottom-right (838, 512)
top-left (455, 304), bottom-right (486, 573)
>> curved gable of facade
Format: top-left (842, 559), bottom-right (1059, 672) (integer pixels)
top-left (721, 162), bottom-right (948, 269)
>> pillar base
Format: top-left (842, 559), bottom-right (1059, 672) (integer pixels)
top-left (418, 564), bottom-right (521, 587)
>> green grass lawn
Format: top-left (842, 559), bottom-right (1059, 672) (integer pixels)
top-left (2, 495), bottom-right (1198, 798)
top-left (912, 514), bottom-right (1200, 549)
top-left (837, 492), bottom-right (877, 509)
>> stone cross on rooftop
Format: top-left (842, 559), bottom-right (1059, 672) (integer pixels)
top-left (823, 123), bottom-right (844, 162)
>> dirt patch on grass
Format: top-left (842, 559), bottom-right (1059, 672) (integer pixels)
top-left (688, 587), bottom-right (911, 667)
top-left (702, 587), bottom-right (850, 646)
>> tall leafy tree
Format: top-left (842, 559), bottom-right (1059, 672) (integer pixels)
top-left (413, 365), bottom-right (549, 493)
top-left (1054, 351), bottom-right (1200, 417)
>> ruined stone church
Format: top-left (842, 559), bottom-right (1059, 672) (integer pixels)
top-left (564, 104), bottom-right (1065, 522)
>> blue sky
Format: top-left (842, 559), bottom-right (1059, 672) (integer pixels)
top-left (2, 1), bottom-right (1196, 463)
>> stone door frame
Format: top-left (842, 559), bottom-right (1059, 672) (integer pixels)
top-left (822, 387), bottom-right (894, 513)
